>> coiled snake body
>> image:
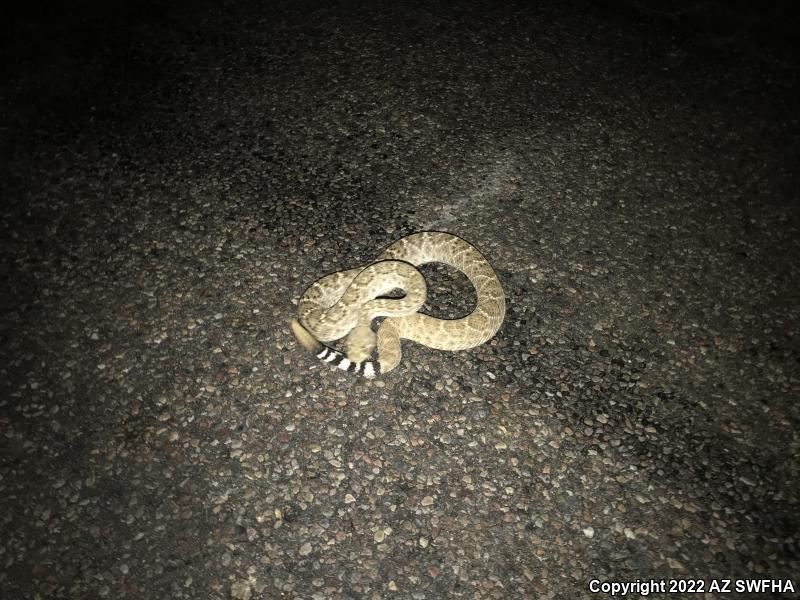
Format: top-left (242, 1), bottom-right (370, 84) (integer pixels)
top-left (291, 231), bottom-right (505, 378)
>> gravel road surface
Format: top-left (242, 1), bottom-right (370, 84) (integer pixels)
top-left (1, 1), bottom-right (798, 598)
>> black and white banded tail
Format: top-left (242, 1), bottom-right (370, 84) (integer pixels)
top-left (290, 319), bottom-right (380, 379)
top-left (315, 345), bottom-right (380, 378)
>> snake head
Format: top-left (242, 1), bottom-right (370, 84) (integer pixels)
top-left (345, 325), bottom-right (376, 363)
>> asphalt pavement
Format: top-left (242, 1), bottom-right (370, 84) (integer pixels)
top-left (1, 1), bottom-right (798, 598)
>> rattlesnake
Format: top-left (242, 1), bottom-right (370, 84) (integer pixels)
top-left (290, 231), bottom-right (505, 378)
